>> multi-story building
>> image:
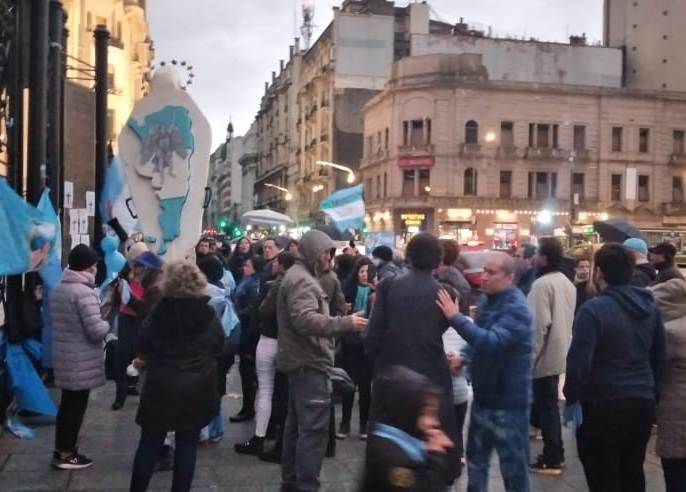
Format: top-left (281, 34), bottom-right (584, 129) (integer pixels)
top-left (362, 50), bottom-right (686, 249)
top-left (239, 122), bottom-right (259, 218)
top-left (254, 44), bottom-right (301, 218)
top-left (206, 136), bottom-right (247, 229)
top-left (63, 0), bottom-right (153, 147)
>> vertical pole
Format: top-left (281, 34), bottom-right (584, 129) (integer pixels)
top-left (60, 24), bottom-right (69, 226)
top-left (93, 25), bottom-right (109, 254)
top-left (47, 0), bottom-right (64, 209)
top-left (27, 0), bottom-right (50, 205)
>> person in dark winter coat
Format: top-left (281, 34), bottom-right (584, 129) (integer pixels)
top-left (360, 366), bottom-right (454, 492)
top-left (372, 245), bottom-right (402, 282)
top-left (235, 251), bottom-right (296, 456)
top-left (337, 257), bottom-right (377, 440)
top-left (130, 261), bottom-right (224, 492)
top-left (650, 241), bottom-right (684, 284)
top-left (515, 244), bottom-right (537, 296)
top-left (112, 251), bottom-right (164, 411)
top-left (564, 244), bottom-right (667, 492)
top-left (574, 258), bottom-right (593, 313)
top-left (365, 233), bottom-right (461, 483)
top-left (624, 238), bottom-right (657, 287)
top-left (51, 245), bottom-right (110, 470)
top-left (228, 237), bottom-right (253, 283)
top-left (230, 256), bottom-right (263, 423)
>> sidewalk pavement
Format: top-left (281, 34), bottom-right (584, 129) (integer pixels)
top-left (0, 371), bottom-right (667, 491)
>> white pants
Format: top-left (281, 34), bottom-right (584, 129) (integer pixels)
top-left (255, 336), bottom-right (278, 437)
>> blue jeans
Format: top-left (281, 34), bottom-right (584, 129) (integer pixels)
top-left (467, 404), bottom-right (530, 492)
top-left (532, 375), bottom-right (564, 464)
top-left (207, 411), bottom-right (224, 438)
top-left (130, 428), bottom-right (200, 492)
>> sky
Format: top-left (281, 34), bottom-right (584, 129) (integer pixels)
top-left (147, 0), bottom-right (604, 149)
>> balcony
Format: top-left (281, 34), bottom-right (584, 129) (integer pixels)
top-left (459, 143), bottom-right (482, 158)
top-left (525, 147), bottom-right (570, 160)
top-left (398, 144), bottom-right (434, 156)
top-left (496, 146), bottom-right (522, 159)
top-left (662, 201), bottom-right (686, 215)
top-left (669, 154), bottom-right (686, 166)
top-left (109, 37), bottom-right (125, 50)
top-left (571, 148), bottom-right (592, 161)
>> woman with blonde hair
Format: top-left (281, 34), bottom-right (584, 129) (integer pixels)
top-left (129, 261), bottom-right (224, 492)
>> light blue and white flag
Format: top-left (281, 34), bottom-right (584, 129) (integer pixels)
top-left (319, 184), bottom-right (365, 232)
top-left (99, 156), bottom-right (138, 233)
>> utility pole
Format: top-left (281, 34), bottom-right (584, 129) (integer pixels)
top-left (93, 25), bottom-right (109, 254)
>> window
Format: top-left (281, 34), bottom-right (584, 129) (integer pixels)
top-left (612, 127), bottom-right (623, 152)
top-left (403, 121), bottom-right (409, 146)
top-left (464, 168), bottom-right (477, 196)
top-left (611, 174), bottom-right (622, 201)
top-left (465, 120), bottom-right (479, 144)
top-left (419, 170), bottom-right (430, 196)
top-left (501, 121), bottom-right (514, 147)
top-left (499, 171), bottom-right (512, 198)
top-left (86, 12), bottom-right (92, 30)
top-left (572, 173), bottom-right (585, 200)
top-left (553, 124), bottom-right (559, 148)
top-left (366, 136), bottom-right (373, 156)
top-left (638, 175), bottom-right (650, 201)
top-left (673, 177), bottom-right (684, 202)
top-left (402, 170), bottom-right (415, 196)
top-left (383, 172), bottom-right (388, 197)
top-left (528, 172), bottom-right (557, 199)
top-left (376, 175), bottom-right (381, 199)
top-left (376, 131), bottom-right (382, 154)
top-left (410, 120), bottom-right (424, 146)
top-left (573, 125), bottom-right (586, 151)
top-left (537, 124), bottom-right (550, 148)
top-left (673, 130), bottom-right (685, 156)
top-left (384, 128), bottom-right (389, 150)
top-left (365, 178), bottom-right (373, 198)
top-left (639, 128), bottom-right (650, 153)
top-left (107, 64), bottom-right (115, 89)
top-left (426, 118), bottom-right (432, 145)
top-left (107, 109), bottom-right (116, 140)
top-left (528, 123), bottom-right (535, 147)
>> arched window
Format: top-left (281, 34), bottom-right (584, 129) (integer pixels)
top-left (464, 167), bottom-right (478, 196)
top-left (465, 120), bottom-right (479, 144)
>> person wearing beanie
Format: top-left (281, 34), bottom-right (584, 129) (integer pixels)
top-left (50, 245), bottom-right (110, 470)
top-left (372, 245), bottom-right (401, 282)
top-left (624, 238), bottom-right (657, 288)
top-left (650, 242), bottom-right (685, 284)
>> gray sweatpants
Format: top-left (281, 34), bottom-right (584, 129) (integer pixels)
top-left (281, 367), bottom-right (331, 492)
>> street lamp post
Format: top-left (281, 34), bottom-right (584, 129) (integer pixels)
top-left (316, 160), bottom-right (355, 184)
top-left (264, 182), bottom-right (292, 201)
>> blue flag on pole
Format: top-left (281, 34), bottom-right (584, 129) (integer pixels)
top-left (319, 184), bottom-right (365, 232)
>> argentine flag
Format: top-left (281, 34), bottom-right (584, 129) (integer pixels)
top-left (319, 184), bottom-right (365, 232)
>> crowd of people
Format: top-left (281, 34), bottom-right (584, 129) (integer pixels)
top-left (44, 226), bottom-right (685, 492)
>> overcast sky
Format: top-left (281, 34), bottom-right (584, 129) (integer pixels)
top-left (147, 0), bottom-right (604, 149)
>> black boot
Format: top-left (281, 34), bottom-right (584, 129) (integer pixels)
top-left (234, 435), bottom-right (264, 455)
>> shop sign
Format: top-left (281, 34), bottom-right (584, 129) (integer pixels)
top-left (397, 155), bottom-right (435, 168)
top-left (494, 223), bottom-right (518, 230)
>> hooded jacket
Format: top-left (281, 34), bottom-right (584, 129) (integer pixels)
top-left (651, 279), bottom-right (686, 458)
top-left (564, 285), bottom-right (667, 404)
top-left (51, 269), bottom-right (110, 391)
top-left (276, 230), bottom-right (354, 374)
top-left (136, 296), bottom-right (224, 432)
top-left (360, 366), bottom-right (449, 492)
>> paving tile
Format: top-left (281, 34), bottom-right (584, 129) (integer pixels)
top-left (0, 470), bottom-right (69, 491)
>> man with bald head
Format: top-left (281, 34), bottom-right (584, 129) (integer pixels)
top-left (436, 252), bottom-right (534, 492)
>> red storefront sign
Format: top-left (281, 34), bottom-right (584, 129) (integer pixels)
top-left (397, 155), bottom-right (435, 168)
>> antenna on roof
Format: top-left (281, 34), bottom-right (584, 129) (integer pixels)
top-left (301, 0), bottom-right (316, 50)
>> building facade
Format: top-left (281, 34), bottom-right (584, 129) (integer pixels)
top-left (362, 53), bottom-right (686, 249)
top-left (239, 122), bottom-right (258, 218)
top-left (63, 0), bottom-right (153, 147)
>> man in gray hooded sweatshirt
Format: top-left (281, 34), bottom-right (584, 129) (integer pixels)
top-left (276, 230), bottom-right (367, 492)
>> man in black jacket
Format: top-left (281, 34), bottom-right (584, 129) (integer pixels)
top-left (623, 238), bottom-right (656, 287)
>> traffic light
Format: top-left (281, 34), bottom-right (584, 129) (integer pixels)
top-left (219, 218), bottom-right (227, 229)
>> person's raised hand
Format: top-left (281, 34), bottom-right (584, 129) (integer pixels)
top-left (436, 289), bottom-right (459, 319)
top-left (351, 312), bottom-right (368, 332)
